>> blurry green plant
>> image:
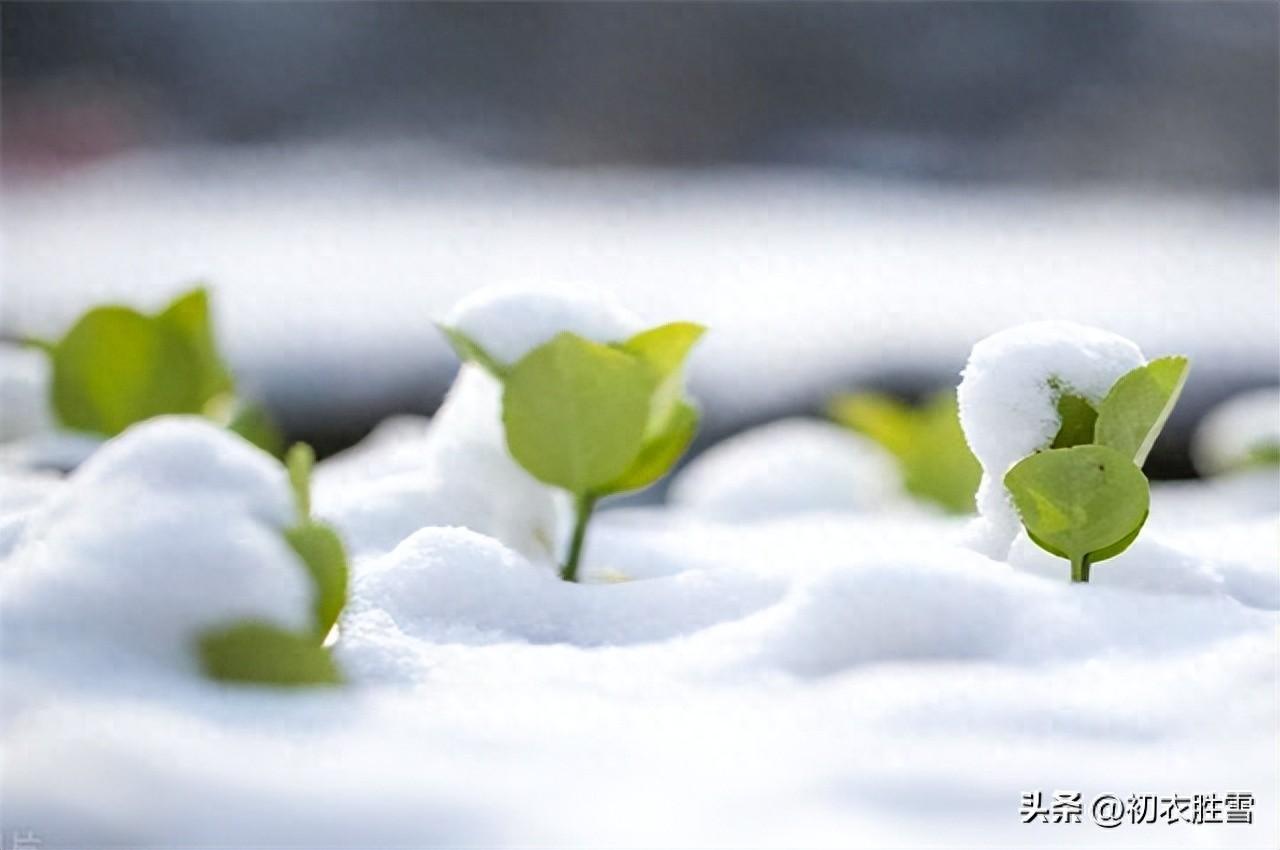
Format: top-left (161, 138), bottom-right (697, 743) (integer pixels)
top-left (23, 287), bottom-right (282, 455)
top-left (1004, 356), bottom-right (1189, 582)
top-left (440, 322), bottom-right (704, 582)
top-left (197, 443), bottom-right (349, 686)
top-left (829, 390), bottom-right (981, 514)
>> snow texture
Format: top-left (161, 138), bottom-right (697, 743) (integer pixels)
top-left (444, 284), bottom-right (646, 366)
top-left (1, 301), bottom-right (1276, 848)
top-left (0, 418), bottom-right (313, 675)
top-left (1192, 385), bottom-right (1280, 475)
top-left (957, 321), bottom-right (1146, 558)
top-left (669, 417), bottom-right (902, 520)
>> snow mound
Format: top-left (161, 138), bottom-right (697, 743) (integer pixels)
top-left (443, 284), bottom-right (645, 366)
top-left (1192, 386), bottom-right (1280, 476)
top-left (957, 322), bottom-right (1146, 557)
top-left (315, 366), bottom-right (564, 564)
top-left (669, 418), bottom-right (901, 521)
top-left (0, 417), bottom-right (313, 675)
top-left (343, 526), bottom-right (787, 656)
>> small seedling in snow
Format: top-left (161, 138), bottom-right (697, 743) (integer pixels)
top-left (22, 287), bottom-right (283, 455)
top-left (197, 443), bottom-right (350, 686)
top-left (1004, 356), bottom-right (1189, 582)
top-left (441, 322), bottom-right (704, 582)
top-left (829, 389), bottom-right (981, 514)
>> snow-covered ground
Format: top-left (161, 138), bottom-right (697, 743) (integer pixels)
top-left (1, 288), bottom-right (1276, 847)
top-left (3, 145), bottom-right (1277, 430)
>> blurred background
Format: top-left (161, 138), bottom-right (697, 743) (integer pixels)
top-left (3, 1), bottom-right (1278, 476)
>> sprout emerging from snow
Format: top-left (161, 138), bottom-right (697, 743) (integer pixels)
top-left (958, 322), bottom-right (1188, 581)
top-left (440, 288), bottom-right (704, 582)
top-left (18, 287), bottom-right (282, 457)
top-left (829, 390), bottom-right (980, 514)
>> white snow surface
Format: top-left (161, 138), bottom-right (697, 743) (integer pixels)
top-left (0, 418), bottom-right (313, 675)
top-left (444, 284), bottom-right (646, 366)
top-left (957, 321), bottom-right (1147, 558)
top-left (669, 417), bottom-right (903, 521)
top-left (314, 365), bottom-right (564, 566)
top-left (1192, 386), bottom-right (1280, 476)
top-left (2, 398), bottom-right (1277, 847)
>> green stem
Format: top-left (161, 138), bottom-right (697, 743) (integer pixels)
top-left (561, 493), bottom-right (597, 583)
top-left (1071, 552), bottom-right (1092, 583)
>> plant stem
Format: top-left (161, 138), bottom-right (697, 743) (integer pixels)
top-left (1071, 553), bottom-right (1092, 583)
top-left (561, 493), bottom-right (597, 583)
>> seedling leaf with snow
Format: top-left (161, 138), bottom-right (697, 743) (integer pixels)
top-left (1005, 444), bottom-right (1150, 582)
top-left (197, 443), bottom-right (349, 686)
top-left (829, 390), bottom-right (981, 514)
top-left (444, 322), bottom-right (704, 581)
top-left (1005, 356), bottom-right (1188, 582)
top-left (284, 443), bottom-right (349, 640)
top-left (1095, 356), bottom-right (1190, 465)
top-left (31, 287), bottom-right (283, 455)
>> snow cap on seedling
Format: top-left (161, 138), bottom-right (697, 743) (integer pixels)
top-left (957, 321), bottom-right (1146, 558)
top-left (441, 285), bottom-right (646, 369)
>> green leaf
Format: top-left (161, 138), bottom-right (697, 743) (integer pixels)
top-left (620, 322), bottom-right (705, 377)
top-left (829, 393), bottom-right (916, 458)
top-left (1095, 356), bottom-right (1190, 466)
top-left (197, 620), bottom-right (342, 686)
top-left (830, 391), bottom-right (980, 515)
top-left (1051, 393), bottom-right (1098, 449)
top-left (437, 324), bottom-right (509, 378)
top-left (286, 443), bottom-right (315, 521)
top-left (285, 522), bottom-right (349, 639)
top-left (1004, 444), bottom-right (1150, 570)
top-left (619, 322), bottom-right (705, 438)
top-left (502, 332), bottom-right (657, 495)
top-left (51, 307), bottom-right (207, 436)
top-left (602, 400), bottom-right (699, 494)
top-left (221, 398), bottom-right (285, 457)
top-left (155, 287), bottom-right (234, 402)
top-left (902, 392), bottom-right (982, 514)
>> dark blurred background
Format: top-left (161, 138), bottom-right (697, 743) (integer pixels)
top-left (2, 2), bottom-right (1278, 479)
top-left (4, 1), bottom-right (1277, 188)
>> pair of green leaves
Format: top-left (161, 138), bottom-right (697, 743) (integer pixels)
top-left (1004, 356), bottom-right (1190, 581)
top-left (197, 444), bottom-right (349, 686)
top-left (443, 323), bottom-right (704, 499)
top-left (829, 390), bottom-right (981, 514)
top-left (28, 288), bottom-right (282, 456)
top-left (441, 321), bottom-right (704, 581)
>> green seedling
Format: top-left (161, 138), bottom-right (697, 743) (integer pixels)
top-left (24, 287), bottom-right (282, 455)
top-left (829, 390), bottom-right (981, 514)
top-left (1005, 444), bottom-right (1149, 582)
top-left (441, 322), bottom-right (704, 582)
top-left (198, 443), bottom-right (349, 686)
top-left (1004, 356), bottom-right (1189, 582)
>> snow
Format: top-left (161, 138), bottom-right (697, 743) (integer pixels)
top-left (0, 345), bottom-right (53, 442)
top-left (0, 418), bottom-right (313, 675)
top-left (668, 417), bottom-right (902, 520)
top-left (957, 321), bottom-right (1147, 558)
top-left (2, 283), bottom-right (1277, 848)
top-left (1192, 386), bottom-right (1280, 476)
top-left (444, 284), bottom-right (645, 366)
top-left (4, 146), bottom-right (1276, 428)
top-left (314, 365), bottom-right (564, 565)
